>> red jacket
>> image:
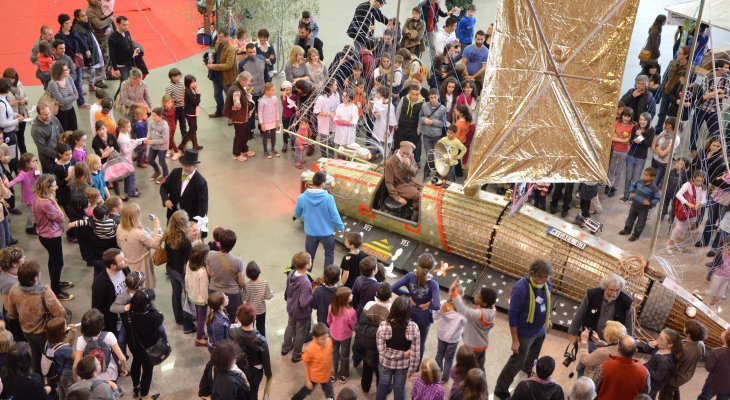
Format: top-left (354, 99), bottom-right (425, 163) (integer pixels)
top-left (596, 354), bottom-right (649, 400)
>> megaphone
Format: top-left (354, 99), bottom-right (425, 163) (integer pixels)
top-left (432, 141), bottom-right (452, 179)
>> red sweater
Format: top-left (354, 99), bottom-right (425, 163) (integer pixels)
top-left (597, 355), bottom-right (649, 400)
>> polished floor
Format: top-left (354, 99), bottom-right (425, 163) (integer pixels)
top-left (10, 0), bottom-right (728, 398)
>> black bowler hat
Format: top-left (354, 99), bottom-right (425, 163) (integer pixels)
top-left (179, 149), bottom-right (200, 165)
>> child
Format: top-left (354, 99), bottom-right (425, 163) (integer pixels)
top-left (72, 309), bottom-right (127, 396)
top-left (89, 89), bottom-right (110, 135)
top-left (391, 55), bottom-right (406, 104)
top-left (84, 187), bottom-right (102, 217)
top-left (456, 5), bottom-right (477, 46)
top-left (345, 62), bottom-right (363, 91)
top-left (449, 346), bottom-right (479, 397)
top-left (179, 75), bottom-right (202, 151)
top-left (434, 300), bottom-right (465, 383)
top-left (94, 98), bottom-right (116, 136)
top-left (619, 167), bottom-right (660, 242)
top-left (312, 265), bottom-right (340, 326)
top-left (68, 130), bottom-right (88, 164)
top-left (43, 317), bottom-right (75, 399)
top-left (66, 355), bottom-right (116, 400)
top-left (339, 232), bottom-right (368, 288)
top-left (299, 11), bottom-right (320, 41)
top-left (282, 251), bottom-right (314, 363)
top-left (186, 243), bottom-right (210, 347)
top-left (90, 203), bottom-right (118, 242)
top-left (661, 321), bottom-right (707, 398)
top-left (165, 68), bottom-right (186, 150)
top-left (145, 107), bottom-right (170, 184)
top-left (532, 183), bottom-right (550, 211)
top-left (333, 90), bottom-right (359, 148)
top-left (105, 195), bottom-right (123, 225)
top-left (206, 291), bottom-right (230, 350)
top-left (292, 323), bottom-right (335, 399)
top-left (456, 81), bottom-right (478, 117)
top-left (280, 81), bottom-right (297, 153)
top-left (352, 79), bottom-right (368, 119)
top-left (438, 124), bottom-right (467, 181)
top-left (662, 158), bottom-right (688, 221)
top-left (352, 256), bottom-right (381, 316)
top-left (453, 105), bottom-right (473, 176)
top-left (667, 170), bottom-right (707, 254)
top-left (86, 154), bottom-right (109, 200)
top-left (7, 152), bottom-right (40, 234)
top-left (257, 29), bottom-right (277, 81)
top-left (411, 358), bottom-right (445, 399)
top-left (92, 120), bottom-right (119, 165)
top-left (38, 40), bottom-right (53, 73)
top-left (69, 161), bottom-right (91, 195)
top-left (372, 86), bottom-right (396, 153)
top-left (161, 94), bottom-right (181, 160)
top-left (449, 280), bottom-right (496, 371)
top-left (327, 287), bottom-right (356, 382)
top-left (618, 167), bottom-right (661, 242)
top-left (621, 112), bottom-right (655, 203)
top-left (133, 107), bottom-right (148, 168)
top-left (115, 118), bottom-right (143, 198)
top-left (644, 328), bottom-right (683, 398)
top-left (607, 107), bottom-right (634, 197)
top-left (314, 82), bottom-right (338, 158)
top-left (258, 82), bottom-right (280, 158)
top-left (651, 117), bottom-right (680, 186)
top-left (53, 143), bottom-right (76, 216)
top-left (294, 121), bottom-right (311, 169)
top-left (578, 183), bottom-right (599, 219)
top-left (243, 260), bottom-right (274, 336)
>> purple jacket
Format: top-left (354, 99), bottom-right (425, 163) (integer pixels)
top-left (286, 271), bottom-right (313, 322)
top-left (8, 169), bottom-right (38, 206)
top-left (33, 198), bottom-right (64, 238)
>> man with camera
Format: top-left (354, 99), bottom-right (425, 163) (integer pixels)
top-left (567, 273), bottom-right (634, 375)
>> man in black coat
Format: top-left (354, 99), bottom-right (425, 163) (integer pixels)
top-left (107, 15), bottom-right (142, 82)
top-left (347, 0), bottom-right (389, 47)
top-left (160, 149), bottom-right (209, 226)
top-left (91, 248), bottom-right (130, 335)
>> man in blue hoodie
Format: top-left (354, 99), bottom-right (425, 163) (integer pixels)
top-left (295, 171), bottom-right (345, 272)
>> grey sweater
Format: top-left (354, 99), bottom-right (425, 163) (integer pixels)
top-left (47, 78), bottom-right (79, 110)
top-left (147, 118), bottom-right (170, 151)
top-left (417, 101), bottom-right (447, 138)
top-left (452, 293), bottom-right (496, 350)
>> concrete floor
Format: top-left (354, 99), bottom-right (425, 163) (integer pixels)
top-left (12, 0), bottom-right (729, 398)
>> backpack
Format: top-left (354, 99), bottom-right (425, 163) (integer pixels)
top-left (82, 332), bottom-right (113, 372)
top-left (66, 380), bottom-right (105, 399)
top-left (41, 341), bottom-right (70, 383)
top-left (411, 58), bottom-right (427, 78)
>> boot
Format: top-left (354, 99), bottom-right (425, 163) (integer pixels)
top-left (192, 134), bottom-right (203, 150)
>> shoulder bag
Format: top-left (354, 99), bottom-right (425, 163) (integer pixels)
top-left (102, 150), bottom-right (134, 182)
top-left (130, 312), bottom-right (171, 365)
top-left (39, 91), bottom-right (60, 116)
top-left (673, 183), bottom-right (698, 223)
top-left (41, 288), bottom-right (72, 324)
top-left (152, 242), bottom-right (168, 266)
top-left (217, 252), bottom-right (245, 297)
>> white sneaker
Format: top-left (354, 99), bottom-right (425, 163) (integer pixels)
top-left (172, 152), bottom-right (182, 161)
top-left (166, 150), bottom-right (172, 158)
top-left (666, 245), bottom-right (674, 255)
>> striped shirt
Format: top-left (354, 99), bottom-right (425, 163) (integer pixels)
top-left (165, 81), bottom-right (185, 108)
top-left (697, 70), bottom-right (729, 113)
top-left (243, 280), bottom-right (274, 315)
top-left (376, 320), bottom-right (421, 373)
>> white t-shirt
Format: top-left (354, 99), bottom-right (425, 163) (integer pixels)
top-left (75, 332), bottom-right (119, 381)
top-left (109, 270), bottom-right (126, 297)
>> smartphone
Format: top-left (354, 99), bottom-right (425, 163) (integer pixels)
top-left (149, 214), bottom-right (156, 221)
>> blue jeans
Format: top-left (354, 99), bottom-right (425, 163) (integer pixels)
top-left (698, 383), bottom-right (730, 400)
top-left (701, 200), bottom-right (723, 246)
top-left (212, 78), bottom-right (226, 115)
top-left (74, 71), bottom-right (86, 106)
top-left (376, 364), bottom-right (408, 400)
top-left (435, 340), bottom-right (458, 382)
top-left (148, 148), bottom-right (168, 177)
top-left (124, 172), bottom-right (137, 195)
top-left (167, 267), bottom-right (195, 331)
top-left (494, 330), bottom-right (546, 399)
top-left (623, 155), bottom-right (646, 200)
top-left (305, 235), bottom-right (335, 272)
top-left (417, 322), bottom-right (431, 362)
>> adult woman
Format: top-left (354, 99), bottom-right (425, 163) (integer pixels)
top-left (512, 356), bottom-right (564, 400)
top-left (206, 229), bottom-right (245, 321)
top-left (391, 253), bottom-right (440, 361)
top-left (432, 43), bottom-right (459, 88)
top-left (72, 8), bottom-right (106, 91)
top-left (46, 61), bottom-right (79, 131)
top-left (639, 60), bottom-right (662, 96)
top-left (119, 67), bottom-right (152, 122)
top-left (0, 247), bottom-right (25, 342)
top-left (55, 13), bottom-right (90, 109)
top-left (4, 261), bottom-right (66, 374)
top-left (2, 68), bottom-right (29, 154)
top-left (643, 15), bottom-right (666, 63)
top-left (305, 47), bottom-right (328, 87)
top-left (698, 327), bottom-right (730, 400)
top-left (116, 203), bottom-right (162, 289)
top-left (284, 46), bottom-right (311, 83)
top-left (375, 296), bottom-right (421, 400)
top-left (32, 174), bottom-right (73, 301)
top-left (439, 77), bottom-right (461, 124)
top-left (0, 342), bottom-right (50, 400)
top-left (451, 368), bottom-right (488, 400)
top-left (577, 320), bottom-right (627, 379)
top-left (485, 23), bottom-right (494, 49)
top-left (163, 210), bottom-right (194, 333)
top-left (128, 289), bottom-right (163, 400)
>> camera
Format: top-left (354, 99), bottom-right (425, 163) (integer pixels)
top-left (562, 343), bottom-right (577, 368)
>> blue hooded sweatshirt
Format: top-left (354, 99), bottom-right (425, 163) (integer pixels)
top-left (294, 189), bottom-right (345, 237)
top-left (286, 271), bottom-right (313, 322)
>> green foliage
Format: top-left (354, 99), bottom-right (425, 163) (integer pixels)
top-left (228, 0), bottom-right (320, 41)
top-left (445, 0), bottom-right (473, 10)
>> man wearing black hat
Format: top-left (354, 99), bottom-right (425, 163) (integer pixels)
top-left (160, 149), bottom-right (208, 226)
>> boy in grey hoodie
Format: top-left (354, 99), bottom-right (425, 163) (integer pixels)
top-left (434, 300), bottom-right (465, 382)
top-left (282, 251), bottom-right (314, 363)
top-left (418, 89), bottom-right (447, 179)
top-left (449, 279), bottom-right (497, 370)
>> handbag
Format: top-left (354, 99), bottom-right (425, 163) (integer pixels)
top-left (638, 49), bottom-right (652, 61)
top-left (673, 183), bottom-right (698, 222)
top-left (152, 243), bottom-right (168, 266)
top-left (39, 92), bottom-right (60, 116)
top-left (113, 89), bottom-right (131, 117)
top-left (41, 288), bottom-right (72, 325)
top-left (102, 150), bottom-right (134, 182)
top-left (130, 314), bottom-right (171, 365)
top-left (74, 53), bottom-right (84, 68)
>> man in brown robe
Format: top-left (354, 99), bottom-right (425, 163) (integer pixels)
top-left (385, 141), bottom-right (421, 215)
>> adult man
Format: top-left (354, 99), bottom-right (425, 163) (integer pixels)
top-left (393, 85), bottom-right (425, 163)
top-left (30, 104), bottom-right (63, 173)
top-left (56, 15), bottom-right (90, 109)
top-left (238, 43), bottom-right (268, 134)
top-left (160, 149), bottom-right (209, 224)
top-left (108, 16), bottom-right (140, 83)
top-left (384, 141), bottom-right (421, 217)
top-left (207, 29), bottom-right (236, 118)
top-left (294, 171), bottom-right (345, 271)
top-left (91, 248), bottom-right (130, 336)
top-left (568, 377), bottom-right (596, 400)
top-left (433, 16), bottom-right (459, 58)
top-left (420, 0), bottom-right (457, 57)
top-left (0, 79), bottom-right (24, 160)
top-left (693, 59), bottom-right (729, 151)
top-left (463, 30), bottom-right (488, 87)
top-left (224, 72), bottom-right (255, 161)
top-left (30, 26), bottom-right (55, 83)
top-left (86, 0), bottom-right (114, 67)
top-left (494, 260), bottom-right (553, 400)
top-left (373, 29), bottom-right (395, 60)
top-left (593, 336), bottom-right (650, 399)
top-left (347, 0), bottom-right (389, 47)
top-left (620, 75), bottom-right (654, 123)
top-left (418, 89), bottom-right (447, 179)
top-left (295, 23), bottom-right (324, 62)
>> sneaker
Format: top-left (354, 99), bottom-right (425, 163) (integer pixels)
top-left (618, 230), bottom-right (630, 235)
top-left (628, 236), bottom-right (638, 242)
top-left (266, 153), bottom-right (272, 159)
top-left (607, 188), bottom-right (617, 197)
top-left (281, 349), bottom-right (291, 356)
top-left (273, 151), bottom-right (281, 157)
top-left (194, 146), bottom-right (204, 151)
top-left (707, 250), bottom-right (717, 257)
top-left (6, 239), bottom-right (18, 245)
top-left (330, 377), bottom-right (336, 383)
top-left (59, 281), bottom-right (74, 289)
top-left (57, 292), bottom-right (75, 301)
top-left (281, 146), bottom-right (288, 153)
top-left (619, 197), bottom-right (628, 203)
top-left (166, 150), bottom-right (172, 158)
top-left (295, 162), bottom-right (303, 169)
top-left (172, 152), bottom-right (182, 161)
top-left (236, 155), bottom-right (248, 162)
top-left (208, 112), bottom-right (223, 118)
top-left (291, 357), bottom-right (302, 363)
top-left (150, 171), bottom-right (161, 181)
top-left (94, 81), bottom-right (108, 89)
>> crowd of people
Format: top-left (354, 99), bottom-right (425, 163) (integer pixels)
top-left (0, 0), bottom-right (728, 399)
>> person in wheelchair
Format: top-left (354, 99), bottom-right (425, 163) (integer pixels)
top-left (384, 141), bottom-right (421, 220)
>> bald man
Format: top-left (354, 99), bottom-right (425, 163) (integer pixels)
top-left (384, 141), bottom-right (421, 216)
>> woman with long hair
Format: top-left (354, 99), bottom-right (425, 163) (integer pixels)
top-left (439, 77), bottom-right (461, 124)
top-left (0, 342), bottom-right (51, 399)
top-left (391, 253), bottom-right (440, 361)
top-left (450, 346), bottom-right (479, 397)
top-left (375, 295), bottom-right (421, 400)
top-left (163, 210), bottom-right (195, 332)
top-left (644, 14), bottom-right (667, 62)
top-left (451, 368), bottom-right (488, 400)
top-left (285, 45), bottom-right (311, 83)
top-left (305, 47), bottom-right (328, 88)
top-left (128, 289), bottom-right (163, 399)
top-left (645, 328), bottom-right (683, 398)
top-left (2, 68), bottom-right (29, 154)
top-left (116, 203), bottom-right (162, 288)
top-left (46, 61), bottom-right (79, 131)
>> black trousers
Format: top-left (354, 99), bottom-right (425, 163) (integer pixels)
top-left (549, 183), bottom-right (575, 212)
top-left (361, 361), bottom-right (380, 393)
top-left (174, 106), bottom-right (187, 136)
top-left (38, 235), bottom-right (63, 294)
top-left (255, 312), bottom-right (266, 337)
top-left (130, 345), bottom-right (154, 396)
top-left (233, 123), bottom-right (251, 155)
top-left (56, 108), bottom-right (78, 132)
top-left (624, 203), bottom-right (650, 237)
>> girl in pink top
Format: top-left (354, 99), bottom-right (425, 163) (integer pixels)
top-left (455, 81), bottom-right (477, 118)
top-left (68, 130), bottom-right (88, 164)
top-left (7, 153), bottom-right (40, 233)
top-left (327, 287), bottom-right (357, 382)
top-left (257, 83), bottom-right (280, 158)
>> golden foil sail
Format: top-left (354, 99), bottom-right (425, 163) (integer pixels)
top-left (466, 0), bottom-right (640, 184)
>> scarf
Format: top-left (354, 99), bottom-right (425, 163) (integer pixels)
top-left (526, 276), bottom-right (551, 329)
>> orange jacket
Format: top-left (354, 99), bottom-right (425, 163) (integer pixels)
top-left (302, 338), bottom-right (333, 383)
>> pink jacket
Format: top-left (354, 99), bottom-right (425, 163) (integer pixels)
top-left (32, 198), bottom-right (64, 238)
top-left (8, 169), bottom-right (38, 206)
top-left (257, 95), bottom-right (279, 131)
top-left (327, 305), bottom-right (357, 341)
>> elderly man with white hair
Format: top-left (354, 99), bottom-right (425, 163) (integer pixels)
top-left (568, 376), bottom-right (596, 400)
